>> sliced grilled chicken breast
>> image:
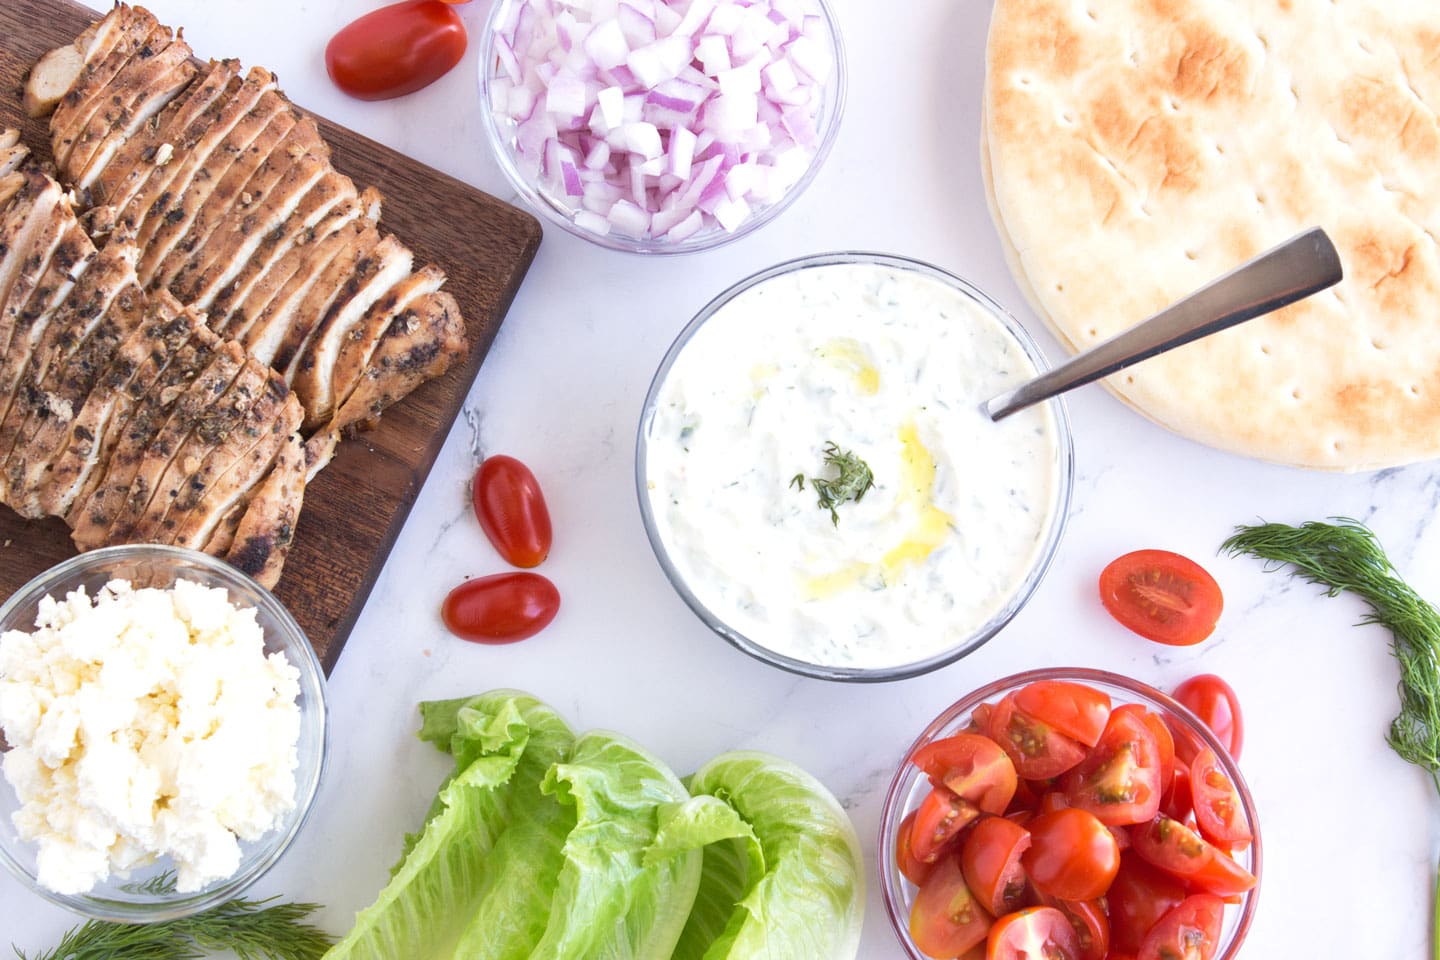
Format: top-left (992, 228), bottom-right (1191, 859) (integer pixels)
top-left (49, 7), bottom-right (159, 169)
top-left (225, 429), bottom-right (306, 589)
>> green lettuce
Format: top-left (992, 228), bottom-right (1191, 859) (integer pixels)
top-left (677, 751), bottom-right (866, 960)
top-left (322, 692), bottom-right (574, 960)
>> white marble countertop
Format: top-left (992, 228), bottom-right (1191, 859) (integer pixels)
top-left (6, 1), bottom-right (1440, 956)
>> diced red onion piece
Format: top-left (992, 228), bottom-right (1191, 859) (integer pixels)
top-left (575, 209), bottom-right (612, 235)
top-left (608, 198), bottom-right (652, 237)
top-left (584, 18), bottom-right (631, 69)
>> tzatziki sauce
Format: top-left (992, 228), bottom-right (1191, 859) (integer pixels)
top-left (642, 258), bottom-right (1066, 673)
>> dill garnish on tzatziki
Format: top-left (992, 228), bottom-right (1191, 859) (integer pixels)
top-left (643, 258), bottom-right (1064, 671)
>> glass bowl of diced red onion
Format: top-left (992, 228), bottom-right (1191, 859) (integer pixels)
top-left (479, 0), bottom-right (846, 254)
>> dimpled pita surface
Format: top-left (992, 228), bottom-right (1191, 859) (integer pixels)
top-left (983, 0), bottom-right (1440, 470)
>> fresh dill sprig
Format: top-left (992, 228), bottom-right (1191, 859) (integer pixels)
top-left (13, 894), bottom-right (333, 960)
top-left (1223, 518), bottom-right (1440, 960)
top-left (1221, 518), bottom-right (1440, 786)
top-left (791, 441), bottom-right (875, 526)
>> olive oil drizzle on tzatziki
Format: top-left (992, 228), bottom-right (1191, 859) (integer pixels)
top-left (645, 261), bottom-right (1061, 671)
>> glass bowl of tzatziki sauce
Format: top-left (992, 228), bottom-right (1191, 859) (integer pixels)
top-left (636, 252), bottom-right (1075, 681)
top-left (0, 544), bottom-right (327, 922)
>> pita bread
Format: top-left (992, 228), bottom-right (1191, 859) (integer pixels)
top-left (983, 0), bottom-right (1440, 470)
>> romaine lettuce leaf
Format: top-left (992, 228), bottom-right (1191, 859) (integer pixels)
top-left (528, 731), bottom-right (702, 960)
top-left (322, 692), bottom-right (574, 960)
top-left (679, 751), bottom-right (866, 960)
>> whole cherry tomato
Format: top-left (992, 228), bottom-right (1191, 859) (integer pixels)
top-left (1099, 550), bottom-right (1223, 646)
top-left (441, 572), bottom-right (559, 643)
top-left (326, 1), bottom-right (466, 101)
top-left (1172, 674), bottom-right (1245, 760)
top-left (472, 455), bottom-right (553, 568)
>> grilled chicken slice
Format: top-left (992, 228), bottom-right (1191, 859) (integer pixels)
top-left (64, 318), bottom-right (219, 537)
top-left (70, 40), bottom-right (198, 193)
top-left (332, 290), bottom-right (466, 434)
top-left (0, 173), bottom-right (66, 322)
top-left (0, 244), bottom-right (140, 507)
top-left (0, 222), bottom-right (94, 493)
top-left (132, 68), bottom-right (280, 284)
top-left (225, 429), bottom-right (306, 589)
top-left (48, 7), bottom-right (160, 168)
top-left (87, 340), bottom-right (247, 547)
top-left (90, 59), bottom-right (241, 212)
top-left (60, 21), bottom-right (184, 183)
top-left (147, 361), bottom-right (299, 546)
top-left (0, 129), bottom-right (29, 178)
top-left (176, 151), bottom-right (331, 310)
top-left (36, 294), bottom-right (206, 518)
top-left (206, 170), bottom-right (358, 336)
top-left (0, 195), bottom-right (74, 384)
top-left (321, 264), bottom-right (443, 430)
top-left (25, 4), bottom-right (140, 117)
top-left (290, 234), bottom-right (412, 421)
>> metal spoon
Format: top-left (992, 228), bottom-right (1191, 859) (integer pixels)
top-left (983, 227), bottom-right (1343, 421)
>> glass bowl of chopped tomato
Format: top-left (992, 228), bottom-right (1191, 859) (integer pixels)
top-left (878, 667), bottom-right (1261, 960)
top-left (0, 544), bottom-right (328, 922)
top-left (478, 0), bottom-right (847, 254)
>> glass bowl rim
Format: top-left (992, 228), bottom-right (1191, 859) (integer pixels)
top-left (876, 666), bottom-right (1262, 960)
top-left (634, 250), bottom-right (1077, 681)
top-left (476, 0), bottom-right (849, 255)
top-left (0, 543), bottom-right (329, 922)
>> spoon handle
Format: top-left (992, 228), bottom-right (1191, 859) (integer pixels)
top-left (984, 227), bottom-right (1344, 421)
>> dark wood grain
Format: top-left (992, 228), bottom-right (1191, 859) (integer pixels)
top-left (0, 0), bottom-right (543, 672)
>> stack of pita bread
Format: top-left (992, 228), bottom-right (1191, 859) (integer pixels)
top-left (983, 0), bottom-right (1440, 470)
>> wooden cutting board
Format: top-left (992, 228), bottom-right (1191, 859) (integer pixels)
top-left (0, 0), bottom-right (543, 672)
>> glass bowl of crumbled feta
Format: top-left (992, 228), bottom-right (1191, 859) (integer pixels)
top-left (0, 544), bottom-right (327, 922)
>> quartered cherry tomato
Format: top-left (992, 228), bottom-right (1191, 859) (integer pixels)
top-left (1107, 853), bottom-right (1188, 954)
top-left (1099, 550), bottom-right (1223, 646)
top-left (988, 693), bottom-right (1088, 780)
top-left (1172, 674), bottom-right (1245, 760)
top-left (1189, 748), bottom-right (1252, 848)
top-left (441, 572), bottom-right (559, 643)
top-left (1130, 815), bottom-right (1255, 897)
top-left (1062, 704), bottom-right (1163, 826)
top-left (986, 907), bottom-right (1080, 960)
top-left (1015, 680), bottom-right (1113, 747)
top-left (897, 810), bottom-right (937, 886)
top-left (1137, 895), bottom-right (1224, 960)
top-left (472, 455), bottom-right (553, 568)
top-left (910, 854), bottom-right (994, 958)
top-left (1045, 897), bottom-right (1109, 960)
top-left (326, 0), bottom-right (467, 101)
top-left (911, 733), bottom-right (1018, 815)
top-left (911, 785), bottom-right (982, 865)
top-left (961, 816), bottom-right (1032, 916)
top-left (1021, 808), bottom-right (1120, 901)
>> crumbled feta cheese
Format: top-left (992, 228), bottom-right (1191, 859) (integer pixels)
top-left (0, 578), bottom-right (301, 894)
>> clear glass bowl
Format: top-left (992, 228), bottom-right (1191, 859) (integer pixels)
top-left (878, 667), bottom-right (1262, 959)
top-left (478, 0), bottom-right (847, 255)
top-left (0, 545), bottom-right (328, 922)
top-left (635, 252), bottom-right (1075, 681)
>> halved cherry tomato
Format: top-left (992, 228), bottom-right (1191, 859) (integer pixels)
top-left (1172, 674), bottom-right (1244, 760)
top-left (988, 693), bottom-right (1088, 779)
top-left (472, 455), bottom-right (553, 568)
top-left (441, 572), bottom-right (559, 643)
top-left (961, 816), bottom-right (1032, 916)
top-left (1062, 705), bottom-right (1162, 826)
top-left (326, 1), bottom-right (466, 101)
top-left (1107, 853), bottom-right (1188, 954)
top-left (1045, 898), bottom-right (1109, 960)
top-left (986, 906), bottom-right (1080, 960)
top-left (912, 733), bottom-right (1019, 815)
top-left (911, 785), bottom-right (982, 864)
top-left (1189, 748), bottom-right (1252, 848)
top-left (1021, 808), bottom-right (1121, 901)
top-left (1098, 550), bottom-right (1223, 646)
top-left (1137, 894), bottom-right (1224, 960)
top-left (896, 810), bottom-right (935, 886)
top-left (1015, 681), bottom-right (1113, 747)
top-left (910, 854), bottom-right (993, 958)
